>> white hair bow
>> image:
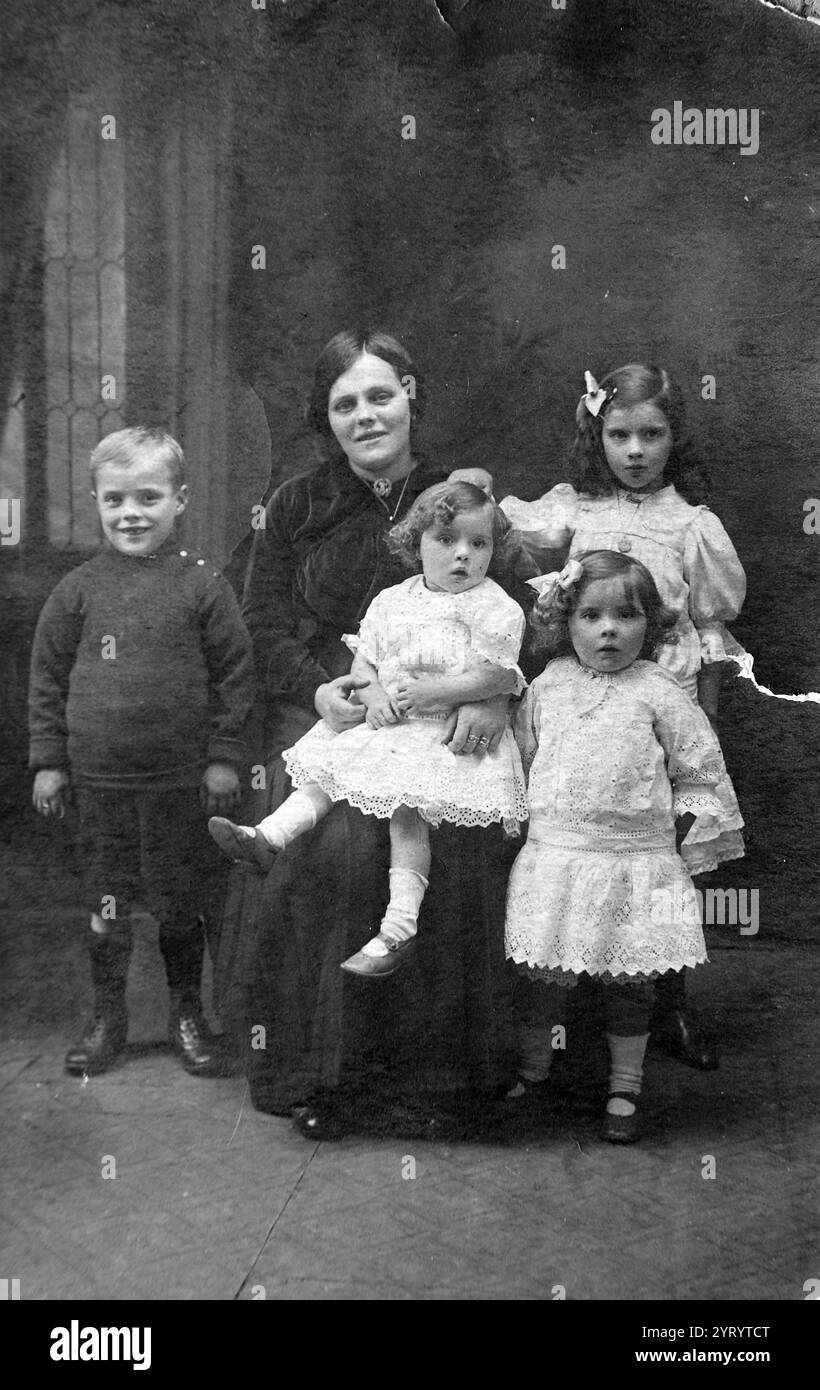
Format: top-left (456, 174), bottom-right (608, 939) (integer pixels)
top-left (526, 558), bottom-right (585, 604)
top-left (582, 370), bottom-right (616, 418)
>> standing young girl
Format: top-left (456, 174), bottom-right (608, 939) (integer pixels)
top-left (501, 364), bottom-right (746, 732)
top-left (497, 363), bottom-right (746, 1067)
top-left (210, 480), bottom-right (528, 976)
top-left (505, 550), bottom-right (741, 1142)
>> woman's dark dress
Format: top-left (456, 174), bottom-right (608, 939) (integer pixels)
top-left (218, 455), bottom-right (523, 1117)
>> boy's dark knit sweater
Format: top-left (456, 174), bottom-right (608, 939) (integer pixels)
top-left (28, 542), bottom-right (255, 790)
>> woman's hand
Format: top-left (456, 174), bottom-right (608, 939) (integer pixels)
top-left (441, 695), bottom-right (510, 756)
top-left (315, 676), bottom-right (369, 733)
top-left (32, 768), bottom-right (70, 818)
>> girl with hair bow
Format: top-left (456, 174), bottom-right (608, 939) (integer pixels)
top-left (452, 363), bottom-right (747, 1072)
top-left (505, 549), bottom-right (742, 1141)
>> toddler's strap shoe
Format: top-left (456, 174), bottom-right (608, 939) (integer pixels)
top-left (340, 934), bottom-right (416, 977)
top-left (600, 1091), bottom-right (642, 1144)
top-left (208, 817), bottom-right (277, 873)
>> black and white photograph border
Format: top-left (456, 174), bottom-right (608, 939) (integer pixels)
top-left (1, 0), bottom-right (819, 1318)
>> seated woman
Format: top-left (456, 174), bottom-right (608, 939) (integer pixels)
top-left (222, 328), bottom-right (532, 1138)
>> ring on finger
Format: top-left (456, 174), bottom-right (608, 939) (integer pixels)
top-left (478, 737), bottom-right (490, 747)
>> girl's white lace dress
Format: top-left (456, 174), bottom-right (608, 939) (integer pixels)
top-left (505, 658), bottom-right (744, 985)
top-left (501, 481), bottom-right (746, 862)
top-left (501, 482), bottom-right (747, 697)
top-left (283, 575), bottom-right (529, 830)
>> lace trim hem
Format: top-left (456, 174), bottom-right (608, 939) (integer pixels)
top-left (512, 961), bottom-right (705, 988)
top-left (505, 933), bottom-right (708, 978)
top-left (285, 758), bottom-right (529, 830)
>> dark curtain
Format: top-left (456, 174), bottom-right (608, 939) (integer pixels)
top-left (0, 16), bottom-right (69, 543)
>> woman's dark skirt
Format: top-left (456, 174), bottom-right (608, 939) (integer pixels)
top-left (214, 705), bottom-right (518, 1119)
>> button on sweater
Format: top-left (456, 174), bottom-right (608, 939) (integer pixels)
top-left (28, 543), bottom-right (255, 790)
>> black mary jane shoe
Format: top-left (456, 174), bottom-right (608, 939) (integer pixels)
top-left (496, 1077), bottom-right (555, 1135)
top-left (600, 1091), bottom-right (642, 1144)
top-left (651, 1010), bottom-right (719, 1071)
top-left (502, 1075), bottom-right (553, 1106)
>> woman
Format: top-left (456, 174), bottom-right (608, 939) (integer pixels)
top-left (225, 329), bottom-right (528, 1137)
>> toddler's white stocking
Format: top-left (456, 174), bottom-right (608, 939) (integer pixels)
top-left (362, 867), bottom-right (429, 958)
top-left (362, 805), bottom-right (432, 958)
top-left (255, 784), bottom-right (333, 850)
top-left (605, 1032), bottom-right (650, 1115)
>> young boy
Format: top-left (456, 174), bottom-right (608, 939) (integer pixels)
top-left (28, 426), bottom-right (255, 1078)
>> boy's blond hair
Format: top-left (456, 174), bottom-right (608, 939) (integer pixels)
top-left (90, 427), bottom-right (186, 490)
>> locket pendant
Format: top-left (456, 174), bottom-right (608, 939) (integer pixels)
top-left (618, 536), bottom-right (632, 552)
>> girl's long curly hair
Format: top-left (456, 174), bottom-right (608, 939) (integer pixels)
top-left (570, 363), bottom-right (710, 504)
top-left (530, 549), bottom-right (679, 662)
top-left (388, 480), bottom-right (517, 579)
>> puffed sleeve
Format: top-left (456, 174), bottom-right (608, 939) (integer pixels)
top-left (342, 588), bottom-right (387, 668)
top-left (468, 587), bottom-right (526, 695)
top-left (500, 483), bottom-right (579, 558)
top-left (683, 509), bottom-right (746, 664)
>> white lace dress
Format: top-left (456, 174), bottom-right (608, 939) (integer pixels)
top-left (282, 575), bottom-right (529, 830)
top-left (505, 658), bottom-right (745, 986)
top-left (501, 481), bottom-right (746, 862)
top-left (501, 482), bottom-right (747, 698)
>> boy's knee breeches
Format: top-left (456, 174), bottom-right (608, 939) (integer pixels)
top-left (75, 786), bottom-right (222, 929)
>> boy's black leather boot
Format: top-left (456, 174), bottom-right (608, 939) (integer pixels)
top-left (160, 922), bottom-right (221, 1077)
top-left (65, 930), bottom-right (131, 1075)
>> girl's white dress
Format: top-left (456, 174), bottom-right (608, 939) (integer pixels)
top-left (283, 575), bottom-right (529, 830)
top-left (505, 659), bottom-right (741, 984)
top-left (501, 482), bottom-right (746, 699)
top-left (501, 481), bottom-right (746, 862)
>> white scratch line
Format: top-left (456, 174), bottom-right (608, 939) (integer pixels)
top-left (729, 652), bottom-right (820, 704)
top-left (228, 1080), bottom-right (250, 1145)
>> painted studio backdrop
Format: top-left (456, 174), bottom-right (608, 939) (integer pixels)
top-left (1, 0), bottom-right (818, 941)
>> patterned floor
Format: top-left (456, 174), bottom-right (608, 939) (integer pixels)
top-left (1, 907), bottom-right (818, 1301)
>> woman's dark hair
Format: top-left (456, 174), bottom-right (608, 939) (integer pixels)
top-left (530, 549), bottom-right (679, 662)
top-left (388, 480), bottom-right (517, 578)
top-left (569, 363), bottom-right (710, 504)
top-left (305, 328), bottom-right (426, 439)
